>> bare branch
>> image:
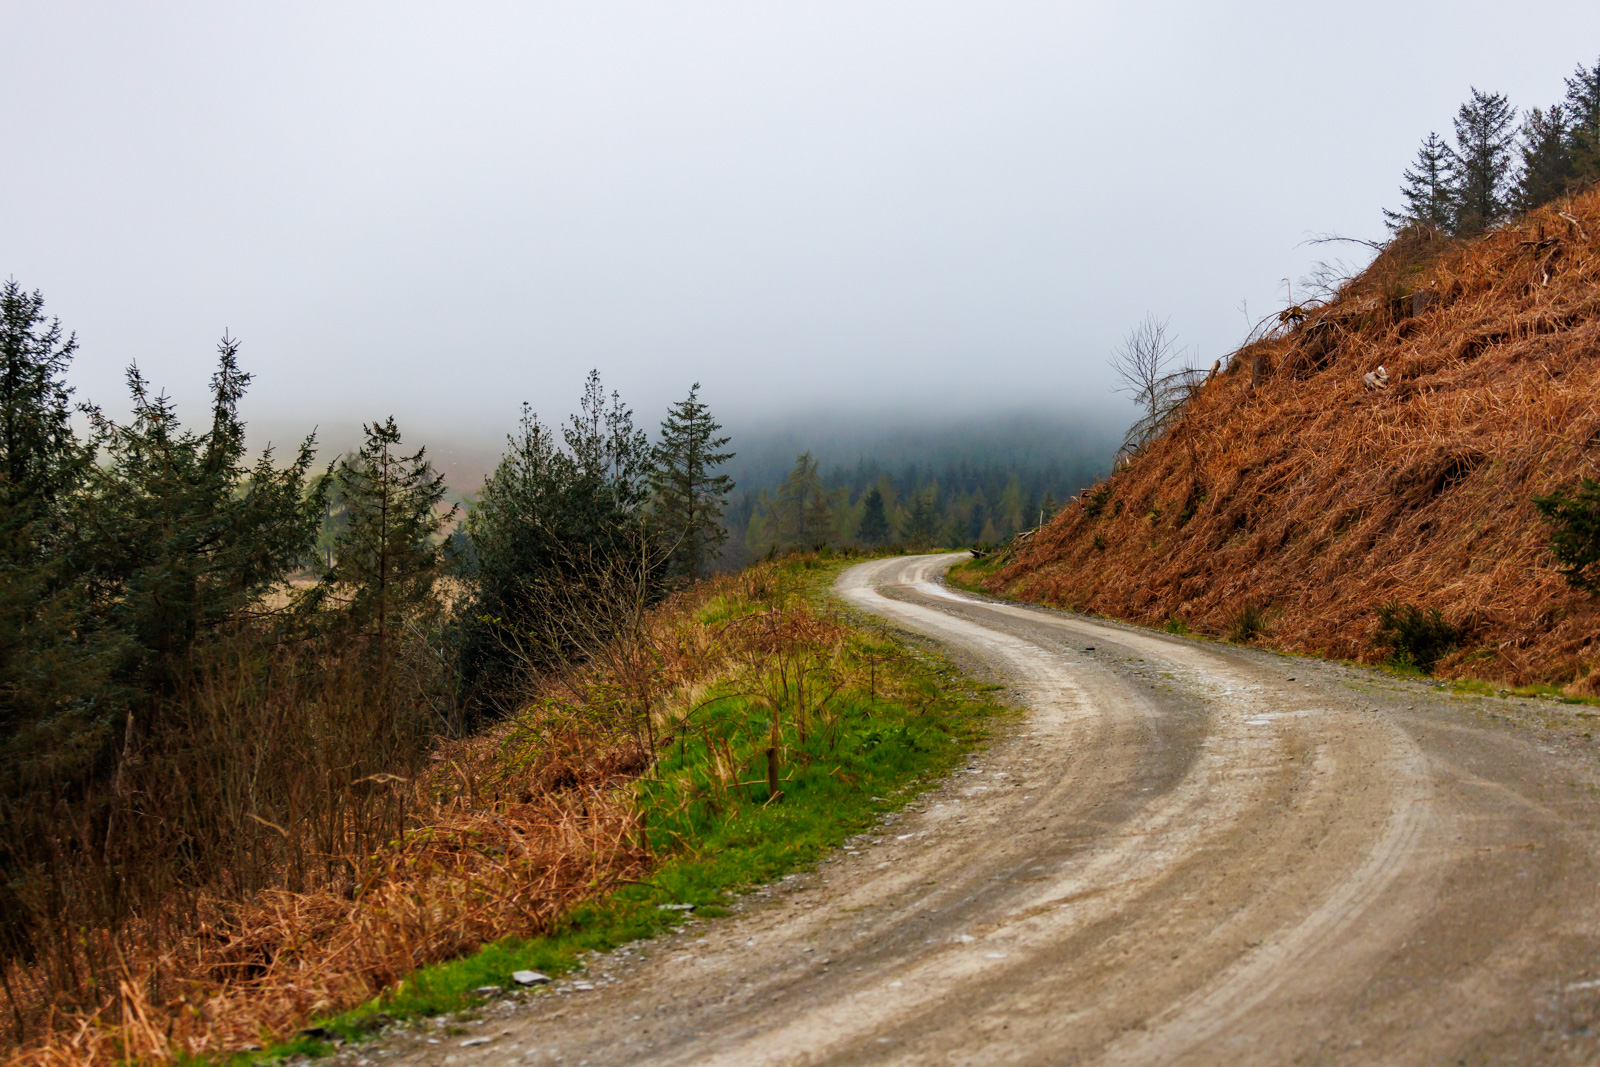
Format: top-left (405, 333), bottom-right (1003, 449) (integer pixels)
top-left (1299, 231), bottom-right (1386, 252)
top-left (1109, 316), bottom-right (1200, 459)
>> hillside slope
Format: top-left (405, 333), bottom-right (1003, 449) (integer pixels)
top-left (987, 190), bottom-right (1600, 690)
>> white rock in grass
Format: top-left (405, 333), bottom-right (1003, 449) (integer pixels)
top-left (511, 970), bottom-right (550, 986)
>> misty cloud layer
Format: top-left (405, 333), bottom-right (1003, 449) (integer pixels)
top-left (5, 1), bottom-right (1599, 469)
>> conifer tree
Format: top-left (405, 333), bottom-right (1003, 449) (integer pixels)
top-left (1566, 56), bottom-right (1600, 181)
top-left (0, 280), bottom-right (81, 520)
top-left (80, 337), bottom-right (321, 689)
top-left (564, 370), bottom-right (653, 520)
top-left (651, 383), bottom-right (734, 580)
top-left (0, 283), bottom-right (108, 841)
top-left (904, 487), bottom-right (942, 547)
top-left (1385, 132), bottom-right (1456, 231)
top-left (1450, 88), bottom-right (1518, 234)
top-left (459, 374), bottom-right (662, 710)
top-left (858, 486), bottom-right (890, 546)
top-left (1516, 105), bottom-right (1575, 211)
top-left (317, 417), bottom-right (454, 651)
top-left (771, 453), bottom-right (832, 549)
top-left (966, 496), bottom-right (990, 542)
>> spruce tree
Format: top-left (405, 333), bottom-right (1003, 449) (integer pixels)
top-left (966, 496), bottom-right (989, 542)
top-left (459, 374), bottom-right (663, 710)
top-left (80, 337), bottom-right (321, 689)
top-left (651, 383), bottom-right (734, 580)
top-left (564, 369), bottom-right (653, 520)
top-left (1450, 88), bottom-right (1518, 234)
top-left (1385, 132), bottom-right (1456, 232)
top-left (904, 487), bottom-right (942, 547)
top-left (0, 283), bottom-right (108, 854)
top-left (1566, 56), bottom-right (1600, 181)
top-left (858, 486), bottom-right (890, 546)
top-left (317, 417), bottom-right (454, 651)
top-left (771, 453), bottom-right (832, 549)
top-left (1516, 105), bottom-right (1575, 211)
top-left (0, 280), bottom-right (80, 519)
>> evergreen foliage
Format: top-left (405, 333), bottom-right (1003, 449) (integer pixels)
top-left (903, 488), bottom-right (943, 547)
top-left (1450, 87), bottom-right (1518, 234)
top-left (857, 486), bottom-right (890, 546)
top-left (312, 416), bottom-right (454, 649)
top-left (1515, 106), bottom-right (1575, 212)
top-left (75, 338), bottom-right (322, 695)
top-left (1389, 58), bottom-right (1600, 232)
top-left (731, 453), bottom-right (1098, 561)
top-left (651, 384), bottom-right (734, 580)
top-left (761, 453), bottom-right (834, 550)
top-left (459, 373), bottom-right (661, 711)
top-left (0, 289), bottom-right (757, 1024)
top-left (2, 321), bottom-right (328, 972)
top-left (0, 285), bottom-right (109, 882)
top-left (1534, 477), bottom-right (1600, 594)
top-left (1385, 131), bottom-right (1456, 232)
top-left (1373, 600), bottom-right (1459, 673)
top-left (1567, 56), bottom-right (1600, 180)
top-left (0, 280), bottom-right (81, 520)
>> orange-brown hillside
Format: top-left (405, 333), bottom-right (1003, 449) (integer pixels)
top-left (988, 189), bottom-right (1600, 690)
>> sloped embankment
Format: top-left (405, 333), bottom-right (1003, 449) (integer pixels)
top-left (988, 190), bottom-right (1600, 689)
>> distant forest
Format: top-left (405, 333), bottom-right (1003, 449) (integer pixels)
top-left (716, 413), bottom-right (1123, 566)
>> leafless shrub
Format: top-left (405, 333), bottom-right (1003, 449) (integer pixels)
top-left (1110, 315), bottom-right (1206, 459)
top-left (500, 529), bottom-right (674, 755)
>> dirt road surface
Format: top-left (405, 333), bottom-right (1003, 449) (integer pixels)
top-left (363, 553), bottom-right (1600, 1065)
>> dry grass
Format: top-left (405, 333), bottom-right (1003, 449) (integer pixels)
top-left (0, 560), bottom-right (850, 1067)
top-left (2, 721), bottom-right (646, 1067)
top-left (989, 190), bottom-right (1600, 690)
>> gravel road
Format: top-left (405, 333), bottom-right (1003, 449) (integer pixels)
top-left (365, 552), bottom-right (1600, 1066)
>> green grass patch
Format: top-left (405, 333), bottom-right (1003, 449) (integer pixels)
top-left (945, 553), bottom-right (1001, 593)
top-left (1445, 676), bottom-right (1600, 707)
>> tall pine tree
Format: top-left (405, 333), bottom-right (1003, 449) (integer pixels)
top-left (315, 417), bottom-right (454, 651)
top-left (904, 487), bottom-right (942, 547)
top-left (79, 337), bottom-right (321, 691)
top-left (1516, 105), bottom-right (1575, 211)
top-left (1451, 88), bottom-right (1518, 234)
top-left (459, 374), bottom-right (662, 711)
top-left (858, 486), bottom-right (890, 546)
top-left (1566, 56), bottom-right (1600, 181)
top-left (651, 383), bottom-right (734, 580)
top-left (0, 281), bottom-right (81, 521)
top-left (1385, 131), bottom-right (1456, 231)
top-left (770, 453), bottom-right (833, 549)
top-left (0, 283), bottom-right (109, 879)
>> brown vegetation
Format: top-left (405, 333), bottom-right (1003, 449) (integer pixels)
top-left (1, 649), bottom-right (645, 1067)
top-left (0, 559), bottom-right (870, 1067)
top-left (989, 189), bottom-right (1600, 689)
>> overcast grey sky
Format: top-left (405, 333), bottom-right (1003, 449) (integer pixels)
top-left (4, 2), bottom-right (1598, 479)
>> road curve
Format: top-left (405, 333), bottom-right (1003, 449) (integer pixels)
top-left (372, 553), bottom-right (1600, 1066)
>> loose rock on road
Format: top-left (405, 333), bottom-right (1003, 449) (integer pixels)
top-left (367, 553), bottom-right (1600, 1065)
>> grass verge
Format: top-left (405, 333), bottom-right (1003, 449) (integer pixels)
top-left (945, 553), bottom-right (1002, 595)
top-left (232, 554), bottom-right (1003, 1064)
